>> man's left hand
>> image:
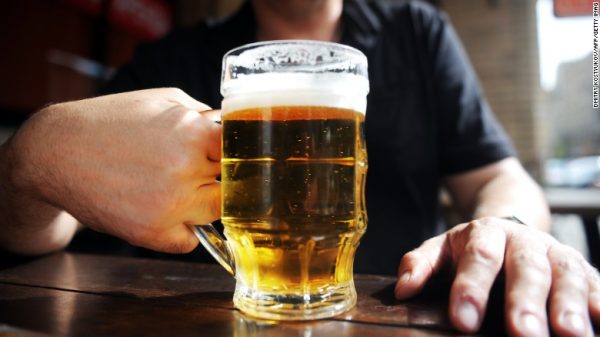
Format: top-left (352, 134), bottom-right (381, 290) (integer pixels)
top-left (395, 217), bottom-right (600, 337)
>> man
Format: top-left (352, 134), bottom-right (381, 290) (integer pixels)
top-left (0, 0), bottom-right (598, 336)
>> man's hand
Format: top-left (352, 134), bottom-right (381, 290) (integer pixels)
top-left (395, 217), bottom-right (600, 337)
top-left (2, 88), bottom-right (221, 254)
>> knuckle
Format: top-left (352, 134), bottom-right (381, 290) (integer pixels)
top-left (586, 264), bottom-right (600, 283)
top-left (513, 308), bottom-right (547, 326)
top-left (550, 282), bottom-right (588, 311)
top-left (506, 287), bottom-right (549, 316)
top-left (555, 255), bottom-right (585, 275)
top-left (469, 217), bottom-right (498, 228)
top-left (548, 246), bottom-right (587, 276)
top-left (463, 242), bottom-right (502, 267)
top-left (465, 219), bottom-right (485, 232)
top-left (401, 249), bottom-right (435, 275)
top-left (561, 245), bottom-right (586, 261)
top-left (421, 235), bottom-right (444, 250)
top-left (452, 280), bottom-right (489, 305)
top-left (555, 283), bottom-right (588, 302)
top-left (402, 250), bottom-right (421, 266)
top-left (177, 116), bottom-right (217, 154)
top-left (166, 151), bottom-right (195, 176)
top-left (513, 249), bottom-right (551, 275)
top-left (166, 87), bottom-right (185, 97)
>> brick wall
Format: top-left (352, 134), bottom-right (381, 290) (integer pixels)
top-left (440, 0), bottom-right (545, 177)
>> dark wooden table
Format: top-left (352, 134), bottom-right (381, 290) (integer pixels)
top-left (0, 253), bottom-right (519, 337)
top-left (2, 253), bottom-right (597, 337)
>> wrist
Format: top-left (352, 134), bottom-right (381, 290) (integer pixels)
top-left (0, 107), bottom-right (77, 254)
top-left (9, 105), bottom-right (64, 204)
top-left (0, 138), bottom-right (19, 204)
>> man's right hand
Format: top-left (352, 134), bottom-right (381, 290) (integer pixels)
top-left (2, 88), bottom-right (221, 255)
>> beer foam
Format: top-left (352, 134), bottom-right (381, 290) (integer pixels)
top-left (221, 73), bottom-right (368, 114)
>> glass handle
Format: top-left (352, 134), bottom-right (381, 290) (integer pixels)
top-left (190, 224), bottom-right (235, 277)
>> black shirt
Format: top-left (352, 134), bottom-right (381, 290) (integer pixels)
top-left (96, 0), bottom-right (515, 275)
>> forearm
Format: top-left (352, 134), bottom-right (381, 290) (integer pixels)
top-left (445, 158), bottom-right (551, 232)
top-left (0, 111), bottom-right (79, 255)
top-left (0, 89), bottom-right (237, 256)
top-left (472, 165), bottom-right (550, 232)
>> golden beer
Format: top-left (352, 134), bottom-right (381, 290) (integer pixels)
top-left (192, 40), bottom-right (369, 320)
top-left (221, 106), bottom-right (367, 318)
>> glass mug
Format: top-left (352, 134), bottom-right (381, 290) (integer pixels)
top-left (192, 40), bottom-right (369, 320)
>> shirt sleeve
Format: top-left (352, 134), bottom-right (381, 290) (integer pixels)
top-left (421, 7), bottom-right (516, 176)
top-left (100, 26), bottom-right (205, 96)
top-left (101, 43), bottom-right (170, 95)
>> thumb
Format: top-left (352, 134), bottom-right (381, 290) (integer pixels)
top-left (200, 110), bottom-right (222, 163)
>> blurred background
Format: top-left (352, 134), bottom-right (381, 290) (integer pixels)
top-left (0, 0), bottom-right (598, 262)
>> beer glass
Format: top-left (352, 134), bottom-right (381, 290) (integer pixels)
top-left (193, 40), bottom-right (369, 320)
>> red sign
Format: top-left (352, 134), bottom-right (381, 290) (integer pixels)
top-left (62, 0), bottom-right (172, 40)
top-left (554, 0), bottom-right (596, 17)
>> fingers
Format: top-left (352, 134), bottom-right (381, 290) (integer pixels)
top-left (139, 182), bottom-right (220, 254)
top-left (185, 182), bottom-right (221, 226)
top-left (398, 217), bottom-right (598, 337)
top-left (165, 87), bottom-right (213, 112)
top-left (178, 108), bottom-right (222, 168)
top-left (547, 246), bottom-right (593, 337)
top-left (123, 218), bottom-right (200, 254)
top-left (395, 234), bottom-right (448, 300)
top-left (161, 88), bottom-right (222, 163)
top-left (189, 108), bottom-right (222, 164)
top-left (171, 91), bottom-right (220, 162)
top-left (448, 220), bottom-right (506, 333)
top-left (586, 264), bottom-right (600, 325)
top-left (151, 224), bottom-right (200, 254)
top-left (504, 234), bottom-right (552, 337)
top-left (204, 120), bottom-right (222, 163)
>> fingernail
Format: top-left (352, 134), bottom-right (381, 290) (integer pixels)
top-left (457, 301), bottom-right (479, 332)
top-left (394, 272), bottom-right (411, 298)
top-left (561, 312), bottom-right (585, 336)
top-left (519, 313), bottom-right (545, 337)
